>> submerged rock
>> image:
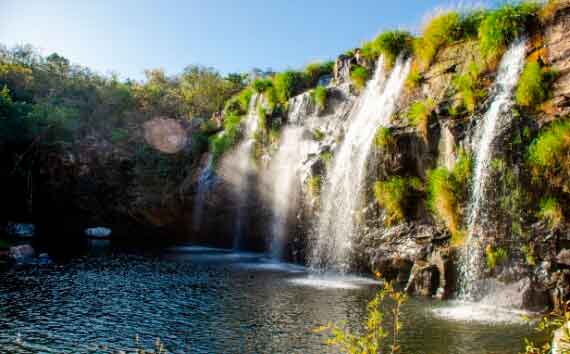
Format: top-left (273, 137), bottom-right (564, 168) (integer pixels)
top-left (85, 227), bottom-right (112, 238)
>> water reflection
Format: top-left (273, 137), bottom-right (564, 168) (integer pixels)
top-left (0, 245), bottom-right (537, 353)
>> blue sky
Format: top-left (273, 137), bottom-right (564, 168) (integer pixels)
top-left (0, 0), bottom-right (484, 80)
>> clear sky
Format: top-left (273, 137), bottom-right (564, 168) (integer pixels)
top-left (0, 0), bottom-right (485, 81)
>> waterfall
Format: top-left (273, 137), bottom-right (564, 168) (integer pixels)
top-left (268, 126), bottom-right (307, 260)
top-left (310, 56), bottom-right (411, 272)
top-left (216, 94), bottom-right (259, 250)
top-left (459, 39), bottom-right (527, 300)
top-left (192, 155), bottom-right (215, 233)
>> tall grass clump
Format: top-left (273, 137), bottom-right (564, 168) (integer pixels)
top-left (485, 245), bottom-right (508, 270)
top-left (305, 61), bottom-right (334, 87)
top-left (527, 120), bottom-right (570, 191)
top-left (408, 98), bottom-right (436, 141)
top-left (538, 196), bottom-right (564, 228)
top-left (516, 60), bottom-right (558, 109)
top-left (362, 31), bottom-right (414, 68)
top-left (374, 176), bottom-right (421, 226)
top-left (427, 167), bottom-right (463, 244)
top-left (312, 85), bottom-right (328, 111)
top-left (350, 66), bottom-right (370, 91)
top-left (453, 61), bottom-right (484, 112)
top-left (478, 2), bottom-right (539, 64)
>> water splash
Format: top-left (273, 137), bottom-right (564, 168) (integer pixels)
top-left (310, 56), bottom-right (411, 272)
top-left (268, 126), bottom-right (308, 260)
top-left (459, 39), bottom-right (527, 300)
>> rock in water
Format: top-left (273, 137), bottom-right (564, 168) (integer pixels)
top-left (85, 227), bottom-right (112, 238)
top-left (6, 223), bottom-right (35, 238)
top-left (9, 245), bottom-right (35, 263)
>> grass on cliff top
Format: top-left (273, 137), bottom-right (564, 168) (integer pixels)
top-left (414, 10), bottom-right (484, 69)
top-left (478, 2), bottom-right (540, 64)
top-left (361, 30), bottom-right (414, 68)
top-left (305, 61), bottom-right (334, 88)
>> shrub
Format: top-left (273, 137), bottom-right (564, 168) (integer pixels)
top-left (408, 98), bottom-right (435, 141)
top-left (274, 71), bottom-right (306, 104)
top-left (374, 127), bottom-right (394, 150)
top-left (312, 85), bottom-right (328, 111)
top-left (264, 86), bottom-right (279, 112)
top-left (427, 167), bottom-right (462, 244)
top-left (453, 61), bottom-right (484, 112)
top-left (478, 2), bottom-right (539, 63)
top-left (516, 60), bottom-right (557, 108)
top-left (350, 66), bottom-right (370, 91)
top-left (305, 61), bottom-right (334, 87)
top-left (362, 30), bottom-right (414, 68)
top-left (252, 79), bottom-right (273, 93)
top-left (527, 120), bottom-right (570, 191)
top-left (538, 196), bottom-right (564, 228)
top-left (374, 176), bottom-right (420, 226)
top-left (316, 279), bottom-right (406, 354)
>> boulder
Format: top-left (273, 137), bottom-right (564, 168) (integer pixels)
top-left (85, 227), bottom-right (112, 238)
top-left (6, 223), bottom-right (35, 238)
top-left (557, 249), bottom-right (570, 266)
top-left (9, 245), bottom-right (35, 263)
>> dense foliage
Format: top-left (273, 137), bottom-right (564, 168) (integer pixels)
top-left (350, 66), bottom-right (370, 91)
top-left (362, 30), bottom-right (414, 68)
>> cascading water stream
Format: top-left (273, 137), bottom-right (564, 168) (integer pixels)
top-left (310, 56), bottom-right (411, 272)
top-left (458, 39), bottom-right (527, 300)
top-left (232, 94), bottom-right (259, 250)
top-left (268, 126), bottom-right (307, 260)
top-left (192, 155), bottom-right (215, 233)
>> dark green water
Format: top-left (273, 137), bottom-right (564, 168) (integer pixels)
top-left (0, 244), bottom-right (538, 353)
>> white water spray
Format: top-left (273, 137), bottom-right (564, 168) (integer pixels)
top-left (459, 39), bottom-right (527, 299)
top-left (268, 126), bottom-right (307, 260)
top-left (192, 155), bottom-right (215, 233)
top-left (310, 56), bottom-right (411, 272)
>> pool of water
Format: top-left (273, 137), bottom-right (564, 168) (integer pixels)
top-left (0, 244), bottom-right (539, 353)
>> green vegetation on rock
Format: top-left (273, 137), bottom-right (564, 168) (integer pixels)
top-left (304, 61), bottom-right (334, 87)
top-left (453, 61), bottom-right (484, 113)
top-left (408, 98), bottom-right (436, 141)
top-left (362, 30), bottom-right (414, 68)
top-left (374, 127), bottom-right (394, 150)
top-left (485, 245), bottom-right (508, 270)
top-left (538, 196), bottom-right (564, 228)
top-left (516, 60), bottom-right (558, 109)
top-left (374, 176), bottom-right (421, 226)
top-left (350, 66), bottom-right (370, 91)
top-left (478, 2), bottom-right (539, 64)
top-left (312, 85), bottom-right (328, 111)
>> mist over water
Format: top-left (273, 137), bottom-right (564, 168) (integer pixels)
top-left (310, 56), bottom-right (411, 273)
